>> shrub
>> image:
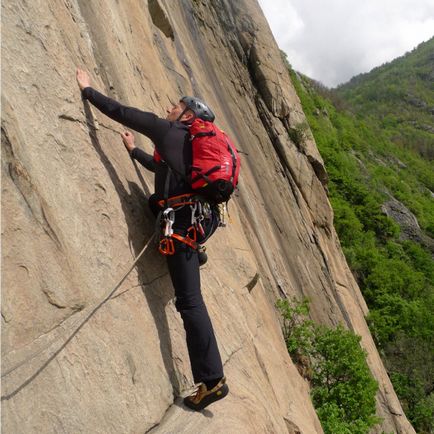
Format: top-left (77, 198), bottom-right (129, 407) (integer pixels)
top-left (412, 393), bottom-right (434, 434)
top-left (277, 298), bottom-right (379, 434)
top-left (276, 298), bottom-right (314, 359)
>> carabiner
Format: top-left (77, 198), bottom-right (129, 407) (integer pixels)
top-left (162, 208), bottom-right (175, 236)
top-left (190, 201), bottom-right (198, 225)
top-left (159, 237), bottom-right (175, 255)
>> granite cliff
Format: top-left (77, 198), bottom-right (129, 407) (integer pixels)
top-left (2, 0), bottom-right (415, 432)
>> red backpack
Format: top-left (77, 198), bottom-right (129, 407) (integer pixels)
top-left (189, 118), bottom-right (240, 203)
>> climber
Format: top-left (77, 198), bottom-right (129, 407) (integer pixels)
top-left (76, 68), bottom-right (229, 411)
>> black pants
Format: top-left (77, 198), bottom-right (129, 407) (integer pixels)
top-left (166, 242), bottom-right (223, 383)
top-left (150, 196), bottom-right (224, 383)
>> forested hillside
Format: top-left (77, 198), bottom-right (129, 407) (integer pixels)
top-left (284, 39), bottom-right (434, 433)
top-left (337, 38), bottom-right (434, 160)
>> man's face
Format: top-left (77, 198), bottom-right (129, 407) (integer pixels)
top-left (166, 101), bottom-right (194, 122)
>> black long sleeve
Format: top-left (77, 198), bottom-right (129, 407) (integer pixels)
top-left (131, 147), bottom-right (156, 172)
top-left (82, 86), bottom-right (193, 198)
top-left (82, 87), bottom-right (170, 144)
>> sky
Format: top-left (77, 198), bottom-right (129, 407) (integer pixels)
top-left (258, 0), bottom-right (434, 88)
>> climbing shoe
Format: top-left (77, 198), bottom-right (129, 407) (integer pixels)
top-left (198, 246), bottom-right (208, 266)
top-left (183, 377), bottom-right (228, 411)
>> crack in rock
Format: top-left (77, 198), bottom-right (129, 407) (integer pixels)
top-left (144, 398), bottom-right (181, 433)
top-left (41, 286), bottom-right (67, 309)
top-left (245, 272), bottom-right (260, 292)
top-left (59, 113), bottom-right (121, 135)
top-left (2, 127), bottom-right (62, 249)
top-left (148, 0), bottom-right (174, 40)
top-left (1, 311), bottom-right (11, 323)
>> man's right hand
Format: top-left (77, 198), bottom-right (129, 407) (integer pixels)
top-left (76, 68), bottom-right (91, 90)
top-left (121, 131), bottom-right (136, 153)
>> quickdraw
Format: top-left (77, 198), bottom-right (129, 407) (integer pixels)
top-left (158, 207), bottom-right (176, 255)
top-left (157, 193), bottom-right (213, 255)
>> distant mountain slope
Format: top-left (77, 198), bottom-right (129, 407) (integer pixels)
top-left (337, 37), bottom-right (434, 159)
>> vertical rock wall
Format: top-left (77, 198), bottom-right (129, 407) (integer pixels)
top-left (1, 0), bottom-right (414, 433)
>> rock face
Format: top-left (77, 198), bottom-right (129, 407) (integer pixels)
top-left (382, 195), bottom-right (434, 254)
top-left (1, 0), bottom-right (414, 433)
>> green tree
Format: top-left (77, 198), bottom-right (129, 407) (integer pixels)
top-left (312, 326), bottom-right (379, 434)
top-left (277, 299), bottom-right (379, 434)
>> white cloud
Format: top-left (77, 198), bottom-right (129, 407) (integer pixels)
top-left (258, 0), bottom-right (434, 87)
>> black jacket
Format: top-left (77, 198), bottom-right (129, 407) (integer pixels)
top-left (82, 87), bottom-right (193, 199)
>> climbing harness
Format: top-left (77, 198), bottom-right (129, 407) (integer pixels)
top-left (156, 193), bottom-right (220, 255)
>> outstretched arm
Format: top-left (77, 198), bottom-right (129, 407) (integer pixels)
top-left (76, 68), bottom-right (170, 143)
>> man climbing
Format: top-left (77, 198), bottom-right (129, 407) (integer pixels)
top-left (76, 68), bottom-right (229, 410)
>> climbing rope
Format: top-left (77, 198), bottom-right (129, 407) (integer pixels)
top-left (1, 233), bottom-right (155, 390)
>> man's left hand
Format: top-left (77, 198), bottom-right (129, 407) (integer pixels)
top-left (121, 131), bottom-right (136, 153)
